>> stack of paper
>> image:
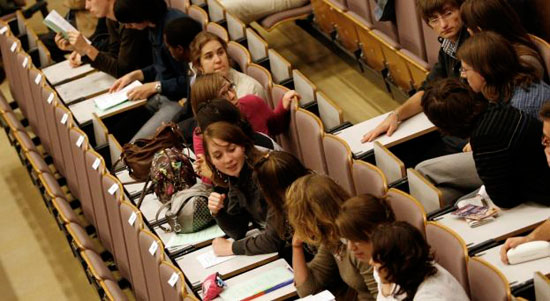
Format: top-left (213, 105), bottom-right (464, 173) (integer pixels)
top-left (167, 225), bottom-right (225, 249)
top-left (196, 250), bottom-right (236, 268)
top-left (93, 81), bottom-right (142, 111)
top-left (218, 267), bottom-right (294, 300)
top-left (42, 60), bottom-right (94, 86)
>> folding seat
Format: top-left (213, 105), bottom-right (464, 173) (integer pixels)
top-left (85, 148), bottom-right (114, 255)
top-left (92, 112), bottom-right (109, 147)
top-left (351, 159), bottom-right (387, 197)
top-left (37, 170), bottom-right (66, 209)
top-left (37, 40), bottom-right (52, 67)
top-left (25, 24), bottom-right (37, 51)
top-left (295, 107), bottom-right (327, 174)
top-left (322, 133), bottom-right (355, 195)
top-left (468, 257), bottom-right (511, 301)
top-left (426, 222), bottom-right (470, 296)
top-left (119, 201), bottom-right (149, 301)
top-left (206, 0), bottom-right (225, 23)
top-left (206, 22), bottom-right (229, 43)
top-left (227, 41), bottom-right (251, 73)
top-left (169, 0), bottom-right (190, 13)
top-left (15, 52), bottom-right (37, 124)
top-left (28, 67), bottom-right (51, 153)
top-left (80, 249), bottom-right (117, 290)
top-left (356, 25), bottom-right (386, 79)
top-left (529, 34), bottom-right (550, 81)
top-left (188, 5), bottom-right (209, 29)
top-left (292, 69), bottom-right (317, 106)
top-left (159, 260), bottom-right (199, 301)
top-left (407, 168), bottom-right (443, 213)
top-left (535, 272), bottom-right (550, 300)
top-left (385, 188), bottom-right (427, 237)
top-left (268, 49), bottom-right (292, 85)
top-left (395, 0), bottom-right (426, 60)
top-left (398, 50), bottom-right (430, 90)
top-left (246, 63), bottom-right (273, 107)
top-left (245, 28), bottom-right (268, 64)
top-left (326, 0), bottom-right (347, 10)
top-left (99, 279), bottom-right (128, 301)
top-left (326, 0), bottom-right (360, 53)
top-left (311, 0), bottom-right (337, 36)
top-left (138, 228), bottom-right (166, 300)
top-left (15, 10), bottom-right (27, 42)
top-left (272, 86), bottom-right (302, 159)
top-left (373, 141), bottom-right (405, 185)
top-left (190, 0), bottom-right (206, 6)
top-left (69, 127), bottom-right (95, 225)
top-left (258, 3), bottom-right (312, 32)
top-left (54, 105), bottom-right (81, 199)
top-left (4, 35), bottom-right (23, 102)
top-left (315, 91), bottom-right (345, 131)
top-left (101, 174), bottom-right (132, 282)
top-left (42, 87), bottom-right (66, 177)
top-left (108, 134), bottom-right (124, 169)
top-left (226, 11), bottom-right (246, 42)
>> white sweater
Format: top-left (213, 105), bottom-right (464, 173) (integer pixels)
top-left (374, 263), bottom-right (470, 301)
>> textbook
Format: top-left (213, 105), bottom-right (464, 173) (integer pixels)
top-left (43, 10), bottom-right (90, 43)
top-left (93, 81), bottom-right (142, 111)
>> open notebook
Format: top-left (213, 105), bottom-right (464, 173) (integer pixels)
top-left (93, 81), bottom-right (142, 111)
top-left (43, 10), bottom-right (90, 43)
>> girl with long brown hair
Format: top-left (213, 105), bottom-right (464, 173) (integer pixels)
top-left (286, 175), bottom-right (378, 300)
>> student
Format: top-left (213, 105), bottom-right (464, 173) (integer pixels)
top-left (286, 174), bottom-right (378, 300)
top-left (219, 0), bottom-right (309, 24)
top-left (416, 31), bottom-right (550, 204)
top-left (460, 0), bottom-right (545, 80)
top-left (369, 222), bottom-right (469, 301)
top-left (191, 73), bottom-right (298, 138)
top-left (362, 0), bottom-right (467, 144)
top-left (211, 151), bottom-right (310, 256)
top-left (57, 0), bottom-right (152, 77)
top-left (500, 103), bottom-right (550, 263)
top-left (189, 32), bottom-right (266, 100)
top-left (110, 0), bottom-right (201, 140)
top-left (335, 194), bottom-right (396, 264)
top-left (421, 78), bottom-right (550, 208)
top-left (202, 121), bottom-right (268, 242)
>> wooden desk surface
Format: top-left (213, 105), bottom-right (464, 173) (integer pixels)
top-left (176, 244), bottom-right (278, 287)
top-left (56, 71), bottom-right (116, 104)
top-left (336, 112), bottom-right (435, 156)
top-left (477, 244), bottom-right (550, 288)
top-left (41, 60), bottom-right (94, 86)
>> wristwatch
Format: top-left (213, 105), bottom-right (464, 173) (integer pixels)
top-left (155, 82), bottom-right (162, 94)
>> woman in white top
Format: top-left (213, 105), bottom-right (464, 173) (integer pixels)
top-left (220, 0), bottom-right (309, 24)
top-left (341, 221), bottom-right (469, 301)
top-left (189, 31), bottom-right (266, 100)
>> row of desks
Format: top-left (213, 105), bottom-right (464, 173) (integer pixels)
top-left (43, 59), bottom-right (549, 298)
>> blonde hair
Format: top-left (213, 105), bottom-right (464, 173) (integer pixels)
top-left (191, 73), bottom-right (228, 115)
top-left (189, 31), bottom-right (228, 73)
top-left (285, 174), bottom-right (350, 249)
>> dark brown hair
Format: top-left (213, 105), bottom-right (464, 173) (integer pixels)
top-left (416, 0), bottom-right (464, 23)
top-left (460, 0), bottom-right (539, 52)
top-left (203, 121), bottom-right (263, 186)
top-left (457, 31), bottom-right (537, 102)
top-left (421, 78), bottom-right (488, 138)
top-left (371, 222), bottom-right (437, 301)
top-left (253, 151), bottom-right (310, 238)
top-left (541, 102), bottom-right (550, 120)
top-left (336, 194), bottom-right (395, 242)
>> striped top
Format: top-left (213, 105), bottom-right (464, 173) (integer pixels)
top-left (471, 103), bottom-right (550, 208)
top-left (510, 80), bottom-right (550, 120)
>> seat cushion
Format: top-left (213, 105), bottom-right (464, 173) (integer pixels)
top-left (260, 4), bottom-right (312, 29)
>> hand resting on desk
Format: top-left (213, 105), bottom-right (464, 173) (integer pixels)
top-left (212, 237), bottom-right (234, 256)
top-left (361, 111), bottom-right (399, 143)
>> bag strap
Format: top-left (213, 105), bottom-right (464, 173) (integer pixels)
top-left (136, 175), bottom-right (152, 208)
top-left (156, 194), bottom-right (197, 232)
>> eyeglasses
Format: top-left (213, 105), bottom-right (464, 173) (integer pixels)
top-left (542, 135), bottom-right (550, 147)
top-left (428, 9), bottom-right (456, 27)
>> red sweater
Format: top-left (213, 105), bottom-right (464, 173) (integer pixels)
top-left (193, 95), bottom-right (290, 182)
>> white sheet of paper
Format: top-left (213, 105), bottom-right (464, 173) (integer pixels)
top-left (166, 225), bottom-right (225, 248)
top-left (43, 10), bottom-right (90, 43)
top-left (196, 250), bottom-right (236, 269)
top-left (55, 71), bottom-right (116, 103)
top-left (42, 60), bottom-right (94, 86)
top-left (93, 81), bottom-right (143, 111)
top-left (219, 267), bottom-right (294, 300)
